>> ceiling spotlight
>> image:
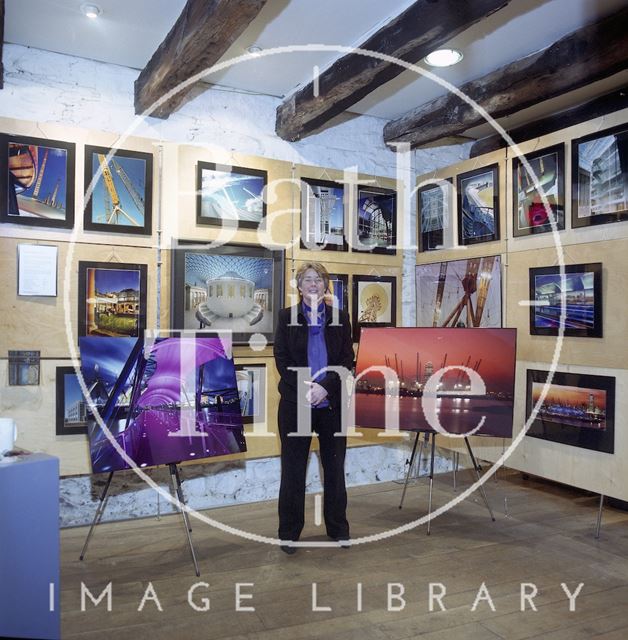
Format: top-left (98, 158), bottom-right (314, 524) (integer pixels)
top-left (247, 45), bottom-right (263, 57)
top-left (81, 3), bottom-right (102, 19)
top-left (424, 48), bottom-right (463, 68)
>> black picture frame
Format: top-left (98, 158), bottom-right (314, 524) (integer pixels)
top-left (456, 164), bottom-right (500, 245)
top-left (235, 363), bottom-right (267, 425)
top-left (0, 133), bottom-right (75, 229)
top-left (171, 241), bottom-right (284, 346)
top-left (526, 369), bottom-right (615, 454)
top-left (77, 261), bottom-right (148, 339)
top-left (83, 145), bottom-right (153, 235)
top-left (328, 273), bottom-right (349, 312)
top-left (56, 366), bottom-right (89, 436)
top-left (352, 274), bottom-right (397, 341)
top-left (418, 178), bottom-right (453, 252)
top-left (300, 177), bottom-right (347, 252)
top-left (529, 263), bottom-right (602, 338)
top-left (352, 186), bottom-right (397, 255)
top-left (512, 144), bottom-right (565, 237)
top-left (196, 161), bottom-right (267, 230)
top-left (572, 123), bottom-right (628, 229)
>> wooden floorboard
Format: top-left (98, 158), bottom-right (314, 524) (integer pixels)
top-left (59, 471), bottom-right (628, 640)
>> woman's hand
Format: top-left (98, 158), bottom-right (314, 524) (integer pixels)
top-left (304, 381), bottom-right (328, 406)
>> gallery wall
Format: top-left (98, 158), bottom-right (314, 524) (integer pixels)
top-left (414, 107), bottom-right (628, 502)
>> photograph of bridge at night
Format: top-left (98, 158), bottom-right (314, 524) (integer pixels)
top-left (354, 327), bottom-right (516, 438)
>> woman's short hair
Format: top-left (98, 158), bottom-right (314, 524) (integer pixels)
top-left (295, 262), bottom-right (330, 292)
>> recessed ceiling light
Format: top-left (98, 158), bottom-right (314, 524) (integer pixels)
top-left (424, 48), bottom-right (463, 68)
top-left (247, 45), bottom-right (263, 57)
top-left (81, 3), bottom-right (101, 19)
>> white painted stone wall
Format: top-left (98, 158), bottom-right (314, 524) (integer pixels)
top-left (0, 44), bottom-right (469, 524)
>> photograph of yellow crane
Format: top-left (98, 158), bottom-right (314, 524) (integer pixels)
top-left (83, 145), bottom-right (153, 235)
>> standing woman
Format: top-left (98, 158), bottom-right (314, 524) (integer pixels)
top-left (274, 262), bottom-right (354, 553)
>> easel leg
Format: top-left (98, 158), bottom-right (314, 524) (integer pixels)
top-left (427, 434), bottom-right (436, 536)
top-left (169, 464), bottom-right (200, 577)
top-left (453, 450), bottom-right (460, 491)
top-left (399, 431), bottom-right (423, 509)
top-left (173, 465), bottom-right (192, 532)
top-left (595, 494), bottom-right (604, 539)
top-left (464, 437), bottom-right (495, 522)
top-left (80, 471), bottom-right (114, 561)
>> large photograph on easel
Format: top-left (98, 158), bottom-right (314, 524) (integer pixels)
top-left (79, 336), bottom-right (246, 473)
top-left (416, 256), bottom-right (502, 328)
top-left (354, 327), bottom-right (516, 437)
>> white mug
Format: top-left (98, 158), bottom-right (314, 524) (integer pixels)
top-left (0, 418), bottom-right (17, 455)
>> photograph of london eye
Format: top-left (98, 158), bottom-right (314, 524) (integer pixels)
top-left (83, 145), bottom-right (153, 235)
top-left (1, 134), bottom-right (75, 229)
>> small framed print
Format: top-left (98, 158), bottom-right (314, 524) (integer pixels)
top-left (512, 144), bottom-right (565, 237)
top-left (56, 366), bottom-right (89, 436)
top-left (353, 186), bottom-right (397, 254)
top-left (456, 164), bottom-right (499, 245)
top-left (83, 145), bottom-right (153, 235)
top-left (418, 179), bottom-right (453, 252)
top-left (8, 350), bottom-right (40, 386)
top-left (196, 162), bottom-right (267, 230)
top-left (529, 262), bottom-right (602, 338)
top-left (300, 178), bottom-right (347, 251)
top-left (78, 261), bottom-right (148, 338)
top-left (235, 363), bottom-right (267, 424)
top-left (0, 134), bottom-right (75, 229)
top-left (352, 275), bottom-right (397, 341)
top-left (572, 124), bottom-right (628, 229)
top-left (327, 273), bottom-right (349, 312)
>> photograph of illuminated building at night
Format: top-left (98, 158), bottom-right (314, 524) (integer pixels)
top-left (526, 369), bottom-right (615, 453)
top-left (354, 327), bottom-right (516, 437)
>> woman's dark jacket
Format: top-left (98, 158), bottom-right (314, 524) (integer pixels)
top-left (274, 304), bottom-right (354, 408)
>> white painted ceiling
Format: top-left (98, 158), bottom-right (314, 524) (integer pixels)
top-left (5, 0), bottom-right (628, 136)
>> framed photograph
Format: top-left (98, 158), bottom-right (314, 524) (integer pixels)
top-left (418, 179), bottom-right (452, 252)
top-left (572, 124), bottom-right (628, 229)
top-left (416, 256), bottom-right (502, 328)
top-left (529, 263), bottom-right (602, 338)
top-left (235, 363), bottom-right (267, 424)
top-left (196, 162), bottom-right (266, 229)
top-left (83, 145), bottom-right (153, 235)
top-left (353, 186), bottom-right (397, 254)
top-left (526, 369), bottom-right (615, 454)
top-left (352, 274), bottom-right (396, 341)
top-left (171, 241), bottom-right (284, 346)
top-left (80, 336), bottom-right (246, 473)
top-left (327, 273), bottom-right (349, 311)
top-left (78, 261), bottom-right (148, 338)
top-left (512, 144), bottom-right (565, 237)
top-left (355, 327), bottom-right (517, 438)
top-left (8, 350), bottom-right (40, 386)
top-left (457, 164), bottom-right (499, 245)
top-left (17, 243), bottom-right (58, 297)
top-left (0, 134), bottom-right (75, 229)
top-left (300, 178), bottom-right (346, 251)
top-left (56, 366), bottom-right (88, 436)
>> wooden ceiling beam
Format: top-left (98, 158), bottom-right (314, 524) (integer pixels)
top-left (275, 0), bottom-right (512, 142)
top-left (134, 0), bottom-right (268, 119)
top-left (469, 88), bottom-right (628, 157)
top-left (384, 7), bottom-right (628, 149)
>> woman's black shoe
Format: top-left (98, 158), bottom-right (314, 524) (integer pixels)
top-left (281, 544), bottom-right (297, 555)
